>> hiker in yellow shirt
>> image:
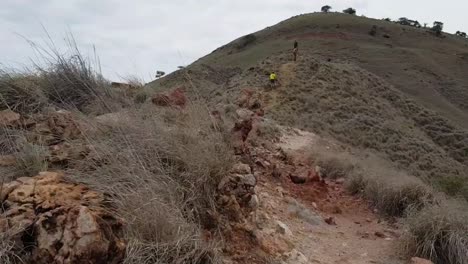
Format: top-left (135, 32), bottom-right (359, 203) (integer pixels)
top-left (270, 72), bottom-right (277, 87)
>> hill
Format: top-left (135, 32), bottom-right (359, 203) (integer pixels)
top-left (148, 12), bottom-right (468, 199)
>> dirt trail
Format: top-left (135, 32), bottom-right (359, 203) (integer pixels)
top-left (252, 126), bottom-right (404, 264)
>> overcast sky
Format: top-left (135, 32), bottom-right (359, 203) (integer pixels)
top-left (1, 0), bottom-right (466, 81)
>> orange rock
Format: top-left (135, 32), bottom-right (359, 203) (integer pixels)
top-left (0, 171), bottom-right (126, 264)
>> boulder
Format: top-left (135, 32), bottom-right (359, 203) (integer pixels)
top-left (25, 110), bottom-right (82, 146)
top-left (0, 172), bottom-right (126, 264)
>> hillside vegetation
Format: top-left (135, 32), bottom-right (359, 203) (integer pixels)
top-left (148, 12), bottom-right (468, 198)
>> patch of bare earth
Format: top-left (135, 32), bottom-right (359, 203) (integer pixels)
top-left (247, 128), bottom-right (404, 264)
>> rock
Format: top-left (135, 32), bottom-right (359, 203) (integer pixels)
top-left (283, 249), bottom-right (308, 264)
top-left (0, 109), bottom-right (20, 126)
top-left (0, 172), bottom-right (126, 264)
top-left (411, 257), bottom-right (434, 264)
top-left (275, 220), bottom-right (293, 237)
top-left (231, 118), bottom-right (253, 154)
top-left (275, 186), bottom-right (286, 197)
top-left (375, 231), bottom-right (386, 238)
top-left (152, 87), bottom-right (187, 108)
top-left (231, 163), bottom-right (252, 175)
top-left (235, 108), bottom-right (255, 121)
top-left (325, 216), bottom-right (337, 225)
top-left (24, 110), bottom-right (82, 146)
top-left (0, 154), bottom-right (15, 166)
top-left (242, 174), bottom-right (257, 187)
top-left (336, 178), bottom-right (345, 184)
top-left (289, 173), bottom-right (307, 184)
top-left (48, 142), bottom-right (90, 164)
top-left (272, 164), bottom-right (282, 178)
top-left (248, 194), bottom-right (259, 209)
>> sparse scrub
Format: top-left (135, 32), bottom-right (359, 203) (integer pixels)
top-left (306, 144), bottom-right (434, 216)
top-left (13, 140), bottom-right (49, 177)
top-left (354, 171), bottom-right (434, 216)
top-left (403, 199), bottom-right (468, 264)
top-left (308, 146), bottom-right (356, 179)
top-left (68, 103), bottom-right (232, 263)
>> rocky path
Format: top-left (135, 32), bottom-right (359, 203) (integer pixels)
top-left (249, 127), bottom-right (405, 264)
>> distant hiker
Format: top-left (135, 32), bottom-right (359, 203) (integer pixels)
top-left (269, 72), bottom-right (277, 87)
top-left (293, 40), bottom-right (298, 61)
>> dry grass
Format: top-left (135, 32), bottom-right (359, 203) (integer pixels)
top-left (0, 225), bottom-right (25, 264)
top-left (66, 103), bottom-right (232, 263)
top-left (347, 168), bottom-right (434, 216)
top-left (1, 38), bottom-right (131, 116)
top-left (403, 199), bottom-right (468, 264)
top-left (307, 145), bottom-right (434, 217)
top-left (1, 36), bottom-right (231, 263)
top-left (12, 139), bottom-right (49, 177)
top-left (0, 72), bottom-right (47, 114)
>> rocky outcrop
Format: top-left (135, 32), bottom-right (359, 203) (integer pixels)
top-left (152, 87), bottom-right (187, 108)
top-left (0, 172), bottom-right (126, 264)
top-left (217, 162), bottom-right (257, 222)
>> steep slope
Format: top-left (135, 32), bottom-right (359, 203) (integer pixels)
top-left (147, 13), bottom-right (468, 198)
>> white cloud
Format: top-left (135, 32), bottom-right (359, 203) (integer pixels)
top-left (1, 0), bottom-right (466, 81)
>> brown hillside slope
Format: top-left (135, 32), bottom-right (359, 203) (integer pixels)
top-left (147, 13), bottom-right (468, 198)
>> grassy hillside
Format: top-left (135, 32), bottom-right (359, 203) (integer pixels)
top-left (147, 13), bottom-right (468, 198)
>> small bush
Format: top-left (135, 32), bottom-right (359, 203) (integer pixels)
top-left (403, 200), bottom-right (468, 264)
top-left (13, 140), bottom-right (49, 177)
top-left (236, 34), bottom-right (257, 50)
top-left (307, 145), bottom-right (357, 179)
top-left (256, 119), bottom-right (281, 141)
top-left (343, 8), bottom-right (356, 15)
top-left (134, 90), bottom-right (149, 104)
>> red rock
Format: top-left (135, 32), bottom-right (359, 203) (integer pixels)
top-left (151, 87), bottom-right (187, 108)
